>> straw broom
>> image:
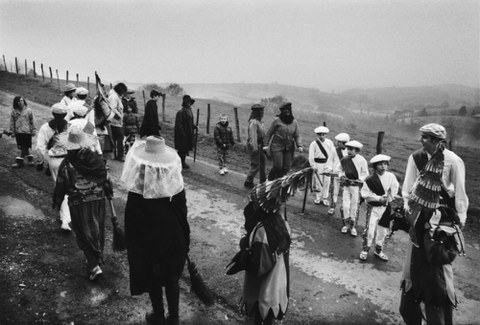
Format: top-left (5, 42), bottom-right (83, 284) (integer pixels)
top-left (186, 255), bottom-right (215, 305)
top-left (108, 199), bottom-right (126, 251)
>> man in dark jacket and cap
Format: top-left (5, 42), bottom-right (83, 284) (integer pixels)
top-left (174, 95), bottom-right (196, 169)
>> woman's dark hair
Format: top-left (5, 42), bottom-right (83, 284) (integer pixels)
top-left (13, 96), bottom-right (27, 110)
top-left (113, 83), bottom-right (128, 96)
top-left (248, 108), bottom-right (264, 122)
top-left (259, 209), bottom-right (291, 255)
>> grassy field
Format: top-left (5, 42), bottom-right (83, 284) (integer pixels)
top-left (1, 70), bottom-right (478, 221)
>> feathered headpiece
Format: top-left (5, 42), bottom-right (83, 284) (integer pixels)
top-left (249, 167), bottom-right (317, 213)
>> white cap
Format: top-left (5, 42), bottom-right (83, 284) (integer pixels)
top-left (51, 102), bottom-right (68, 114)
top-left (314, 126), bottom-right (329, 134)
top-left (345, 140), bottom-right (363, 149)
top-left (334, 133), bottom-right (350, 142)
top-left (76, 87), bottom-right (88, 96)
top-left (370, 154), bottom-right (391, 164)
top-left (69, 102), bottom-right (88, 117)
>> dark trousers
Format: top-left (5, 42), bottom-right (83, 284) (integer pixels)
top-left (246, 149), bottom-right (266, 183)
top-left (110, 126), bottom-right (124, 160)
top-left (400, 286), bottom-right (453, 325)
top-left (268, 149), bottom-right (294, 181)
top-left (217, 147), bottom-right (229, 169)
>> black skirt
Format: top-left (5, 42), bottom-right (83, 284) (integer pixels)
top-left (125, 190), bottom-right (190, 295)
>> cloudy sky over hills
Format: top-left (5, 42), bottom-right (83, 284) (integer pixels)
top-left (0, 0), bottom-right (478, 91)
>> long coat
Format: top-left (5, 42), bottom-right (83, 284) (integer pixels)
top-left (264, 118), bottom-right (302, 153)
top-left (174, 107), bottom-right (195, 153)
top-left (125, 190), bottom-right (190, 295)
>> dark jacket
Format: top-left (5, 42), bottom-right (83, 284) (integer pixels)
top-left (214, 121), bottom-right (235, 149)
top-left (139, 99), bottom-right (161, 137)
top-left (264, 118), bottom-right (302, 152)
top-left (123, 112), bottom-right (140, 135)
top-left (122, 98), bottom-right (138, 114)
top-left (174, 107), bottom-right (195, 152)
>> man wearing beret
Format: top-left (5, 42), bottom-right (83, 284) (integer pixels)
top-left (36, 103), bottom-right (71, 232)
top-left (309, 126), bottom-right (336, 206)
top-left (400, 123), bottom-right (468, 325)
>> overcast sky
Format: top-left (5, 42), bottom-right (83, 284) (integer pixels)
top-left (0, 0), bottom-right (478, 91)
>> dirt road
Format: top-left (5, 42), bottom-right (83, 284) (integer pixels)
top-left (1, 92), bottom-right (479, 324)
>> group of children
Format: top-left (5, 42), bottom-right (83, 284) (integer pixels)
top-left (308, 126), bottom-right (400, 262)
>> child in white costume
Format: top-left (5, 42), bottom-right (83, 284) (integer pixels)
top-left (359, 154), bottom-right (399, 261)
top-left (308, 126), bottom-right (336, 206)
top-left (339, 140), bottom-right (369, 237)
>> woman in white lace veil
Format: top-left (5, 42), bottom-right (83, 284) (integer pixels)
top-left (121, 136), bottom-right (190, 325)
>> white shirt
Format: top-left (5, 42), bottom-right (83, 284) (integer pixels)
top-left (308, 138), bottom-right (336, 172)
top-left (108, 89), bottom-right (123, 127)
top-left (361, 171), bottom-right (399, 204)
top-left (36, 122), bottom-right (56, 162)
top-left (332, 147), bottom-right (348, 174)
top-left (402, 148), bottom-right (469, 223)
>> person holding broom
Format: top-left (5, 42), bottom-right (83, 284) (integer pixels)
top-left (121, 136), bottom-right (190, 325)
top-left (52, 125), bottom-right (113, 281)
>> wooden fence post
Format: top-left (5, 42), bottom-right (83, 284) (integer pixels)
top-left (41, 64), bottom-right (44, 81)
top-left (162, 94), bottom-right (166, 122)
top-left (110, 83), bottom-right (112, 90)
top-left (142, 90), bottom-right (146, 108)
top-left (76, 73), bottom-right (79, 86)
top-left (24, 59), bottom-right (27, 76)
top-left (206, 104), bottom-right (211, 134)
top-left (233, 107), bottom-right (241, 142)
top-left (87, 76), bottom-right (90, 92)
top-left (15, 57), bottom-right (18, 74)
top-left (66, 71), bottom-right (69, 84)
top-left (55, 69), bottom-right (60, 88)
top-left (33, 61), bottom-right (36, 77)
top-left (2, 55), bottom-right (7, 72)
top-left (376, 131), bottom-right (385, 154)
top-left (49, 67), bottom-right (53, 83)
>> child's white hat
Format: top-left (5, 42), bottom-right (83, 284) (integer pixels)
top-left (345, 140), bottom-right (363, 149)
top-left (335, 133), bottom-right (350, 142)
top-left (314, 126), bottom-right (329, 134)
top-left (370, 154), bottom-right (391, 164)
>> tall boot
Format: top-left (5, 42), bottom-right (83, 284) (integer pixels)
top-left (165, 281), bottom-right (180, 325)
top-left (12, 157), bottom-right (24, 168)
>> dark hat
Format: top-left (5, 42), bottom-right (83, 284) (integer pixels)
top-left (279, 102), bottom-right (292, 111)
top-left (251, 104), bottom-right (265, 110)
top-left (150, 90), bottom-right (162, 98)
top-left (182, 95), bottom-right (195, 106)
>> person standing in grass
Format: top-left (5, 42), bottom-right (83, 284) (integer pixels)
top-left (139, 90), bottom-right (163, 138)
top-left (245, 104), bottom-right (267, 188)
top-left (308, 126), bottom-right (336, 206)
top-left (339, 140), bottom-right (369, 237)
top-left (174, 95), bottom-right (197, 169)
top-left (214, 113), bottom-right (235, 175)
top-left (9, 96), bottom-right (37, 168)
top-left (359, 154), bottom-right (399, 261)
top-left (263, 102), bottom-right (303, 181)
top-left (328, 132), bottom-right (350, 215)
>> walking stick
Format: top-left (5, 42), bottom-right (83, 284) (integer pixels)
top-left (108, 199), bottom-right (126, 251)
top-left (193, 108), bottom-right (199, 162)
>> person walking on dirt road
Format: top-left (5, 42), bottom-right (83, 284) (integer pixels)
top-left (121, 136), bottom-right (190, 325)
top-left (263, 102), bottom-right (303, 181)
top-left (359, 154), bottom-right (399, 262)
top-left (139, 89), bottom-right (163, 138)
top-left (53, 125), bottom-right (113, 281)
top-left (174, 95), bottom-right (197, 170)
top-left (9, 96), bottom-right (37, 168)
top-left (399, 123), bottom-right (469, 325)
top-left (36, 102), bottom-right (71, 231)
top-left (245, 104), bottom-right (267, 188)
